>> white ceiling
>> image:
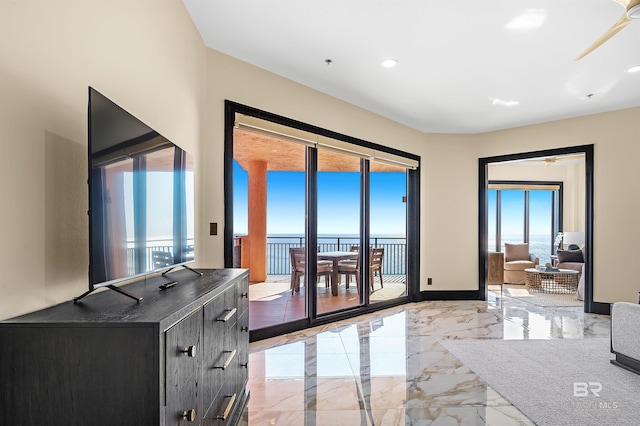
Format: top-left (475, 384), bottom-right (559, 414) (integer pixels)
top-left (183, 0), bottom-right (640, 134)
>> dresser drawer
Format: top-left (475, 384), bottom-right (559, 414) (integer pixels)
top-left (204, 385), bottom-right (238, 426)
top-left (205, 287), bottom-right (238, 332)
top-left (165, 309), bottom-right (202, 424)
top-left (236, 310), bottom-right (249, 389)
top-left (203, 324), bottom-right (238, 418)
top-left (236, 275), bottom-right (249, 317)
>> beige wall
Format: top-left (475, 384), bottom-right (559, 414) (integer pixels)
top-left (478, 108), bottom-right (640, 303)
top-left (0, 0), bottom-right (206, 318)
top-left (418, 134), bottom-right (479, 290)
top-left (199, 50), bottom-right (479, 291)
top-left (488, 161), bottom-right (586, 233)
top-left (1, 1), bottom-right (636, 320)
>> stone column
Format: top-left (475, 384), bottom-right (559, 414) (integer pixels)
top-left (247, 160), bottom-right (267, 282)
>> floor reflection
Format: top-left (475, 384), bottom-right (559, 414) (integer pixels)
top-left (245, 289), bottom-right (611, 425)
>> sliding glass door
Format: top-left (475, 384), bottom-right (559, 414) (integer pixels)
top-left (369, 159), bottom-right (408, 303)
top-left (233, 136), bottom-right (308, 329)
top-left (316, 148), bottom-right (362, 314)
top-left (225, 102), bottom-right (419, 339)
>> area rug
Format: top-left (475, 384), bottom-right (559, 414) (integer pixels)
top-left (490, 284), bottom-right (583, 307)
top-left (440, 338), bottom-right (640, 426)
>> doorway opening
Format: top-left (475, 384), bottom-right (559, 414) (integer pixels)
top-left (479, 145), bottom-right (595, 312)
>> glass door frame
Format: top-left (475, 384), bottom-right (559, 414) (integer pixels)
top-left (223, 101), bottom-right (421, 341)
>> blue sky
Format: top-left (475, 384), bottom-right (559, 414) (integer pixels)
top-left (488, 189), bottom-right (552, 237)
top-left (233, 160), bottom-right (406, 236)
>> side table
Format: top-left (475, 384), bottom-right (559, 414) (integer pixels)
top-left (488, 252), bottom-right (504, 284)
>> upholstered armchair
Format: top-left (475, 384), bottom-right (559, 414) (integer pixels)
top-left (556, 248), bottom-right (585, 300)
top-left (555, 249), bottom-right (584, 277)
top-left (503, 243), bottom-right (539, 284)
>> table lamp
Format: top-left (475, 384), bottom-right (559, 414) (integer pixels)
top-left (563, 231), bottom-right (584, 250)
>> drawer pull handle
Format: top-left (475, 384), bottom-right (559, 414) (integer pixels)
top-left (216, 393), bottom-right (237, 420)
top-left (241, 326), bottom-right (249, 332)
top-left (240, 362), bottom-right (248, 368)
top-left (216, 308), bottom-right (237, 322)
top-left (182, 408), bottom-right (196, 422)
top-left (180, 345), bottom-right (197, 357)
top-left (214, 349), bottom-right (236, 370)
top-left (241, 292), bottom-right (249, 298)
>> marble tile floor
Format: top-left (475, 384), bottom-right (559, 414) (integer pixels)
top-left (243, 289), bottom-right (611, 425)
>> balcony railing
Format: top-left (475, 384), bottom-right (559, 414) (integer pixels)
top-left (263, 236), bottom-right (407, 276)
top-left (126, 239), bottom-right (195, 275)
top-left (127, 237), bottom-right (407, 277)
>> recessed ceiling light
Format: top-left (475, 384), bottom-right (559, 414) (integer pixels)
top-left (491, 98), bottom-right (519, 107)
top-left (627, 65), bottom-right (640, 73)
top-left (381, 59), bottom-right (398, 68)
top-left (504, 9), bottom-right (547, 32)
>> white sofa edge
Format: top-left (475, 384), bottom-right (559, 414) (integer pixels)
top-left (610, 302), bottom-right (640, 375)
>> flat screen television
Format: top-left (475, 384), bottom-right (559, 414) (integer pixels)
top-left (76, 87), bottom-right (195, 302)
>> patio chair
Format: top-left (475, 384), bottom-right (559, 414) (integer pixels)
top-left (338, 245), bottom-right (359, 267)
top-left (338, 247), bottom-right (384, 293)
top-left (289, 247), bottom-right (333, 294)
top-left (152, 250), bottom-right (173, 269)
top-left (370, 247), bottom-right (384, 290)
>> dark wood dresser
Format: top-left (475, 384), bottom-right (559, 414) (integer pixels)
top-left (0, 268), bottom-right (249, 426)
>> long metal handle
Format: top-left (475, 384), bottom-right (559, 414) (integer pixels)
top-left (216, 308), bottom-right (237, 322)
top-left (216, 394), bottom-right (237, 421)
top-left (214, 349), bottom-right (236, 370)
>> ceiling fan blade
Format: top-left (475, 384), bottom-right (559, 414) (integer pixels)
top-left (575, 14), bottom-right (631, 60)
top-left (563, 154), bottom-right (586, 161)
top-left (615, 0), bottom-right (638, 9)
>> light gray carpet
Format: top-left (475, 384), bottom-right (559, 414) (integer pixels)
top-left (440, 338), bottom-right (640, 426)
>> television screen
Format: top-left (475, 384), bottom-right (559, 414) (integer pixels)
top-left (87, 87), bottom-right (194, 295)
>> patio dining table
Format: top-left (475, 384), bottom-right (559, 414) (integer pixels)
top-left (317, 251), bottom-right (359, 295)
